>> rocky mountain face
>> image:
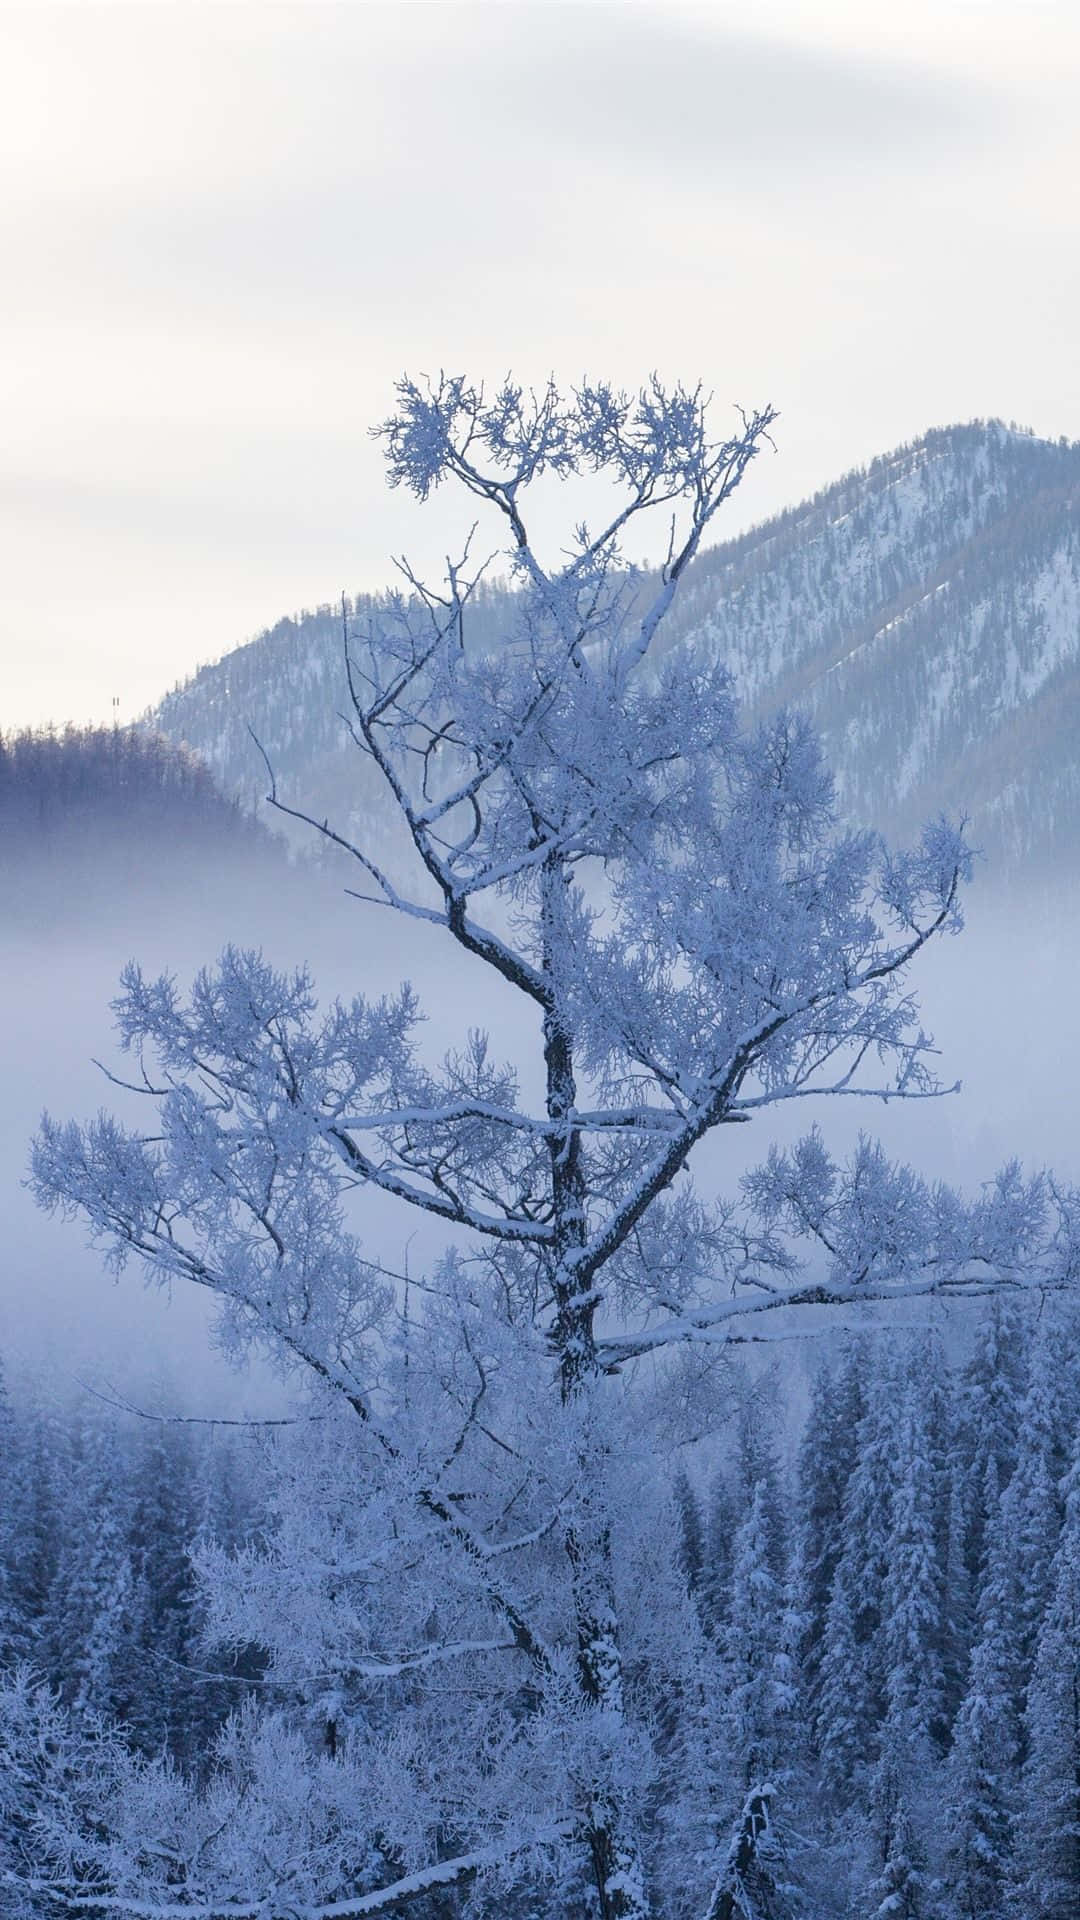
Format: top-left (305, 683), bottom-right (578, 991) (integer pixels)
top-left (153, 421), bottom-right (1080, 888)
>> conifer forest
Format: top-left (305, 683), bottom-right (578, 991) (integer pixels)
top-left (3, 1300), bottom-right (1078, 1914)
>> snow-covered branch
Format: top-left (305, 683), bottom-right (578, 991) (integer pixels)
top-left (17, 1843), bottom-right (526, 1920)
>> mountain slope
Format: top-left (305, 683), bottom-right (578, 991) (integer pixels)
top-left (152, 421), bottom-right (1080, 885)
top-left (664, 420), bottom-right (1080, 863)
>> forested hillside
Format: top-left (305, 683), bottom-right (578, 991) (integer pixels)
top-left (0, 723), bottom-right (293, 931)
top-left (0, 724), bottom-right (260, 844)
top-left (152, 421), bottom-right (1080, 885)
top-left (664, 422), bottom-right (1080, 866)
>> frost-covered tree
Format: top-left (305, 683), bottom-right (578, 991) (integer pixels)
top-left (673, 1468), bottom-right (707, 1598)
top-left (941, 1458), bottom-right (1020, 1918)
top-left (721, 1482), bottom-right (798, 1795)
top-left (881, 1346), bottom-right (946, 1749)
top-left (44, 1418), bottom-right (140, 1727)
top-left (955, 1298), bottom-right (1028, 1586)
top-left (21, 375), bottom-right (1080, 1920)
top-left (815, 1348), bottom-right (899, 1801)
top-left (796, 1343), bottom-right (863, 1723)
top-left (939, 1455), bottom-right (974, 1736)
top-left (0, 1395), bottom-right (63, 1668)
top-left (700, 1469), bottom-right (740, 1641)
top-left (862, 1739), bottom-right (930, 1920)
top-left (1004, 1314), bottom-right (1078, 1709)
top-left (1013, 1437), bottom-right (1080, 1915)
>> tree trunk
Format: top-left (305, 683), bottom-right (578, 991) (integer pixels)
top-left (702, 1788), bottom-right (774, 1920)
top-left (542, 860), bottom-right (650, 1920)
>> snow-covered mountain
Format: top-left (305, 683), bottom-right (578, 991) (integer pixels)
top-left (153, 421), bottom-right (1080, 885)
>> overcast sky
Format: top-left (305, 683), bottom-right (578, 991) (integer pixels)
top-left (3, 0), bottom-right (1078, 730)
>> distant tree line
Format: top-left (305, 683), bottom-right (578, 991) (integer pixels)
top-left (0, 725), bottom-right (267, 847)
top-left (0, 725), bottom-right (293, 936)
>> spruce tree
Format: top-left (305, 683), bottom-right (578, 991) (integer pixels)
top-left (863, 1745), bottom-right (930, 1920)
top-left (700, 1469), bottom-right (739, 1642)
top-left (939, 1458), bottom-right (974, 1737)
top-left (797, 1344), bottom-right (863, 1723)
top-left (4, 1396), bottom-right (64, 1663)
top-left (721, 1481), bottom-right (797, 1793)
top-left (815, 1344), bottom-right (897, 1797)
top-left (672, 1467), bottom-right (706, 1598)
top-left (881, 1345), bottom-right (945, 1750)
top-left (0, 1359), bottom-right (16, 1661)
top-left (942, 1459), bottom-right (1020, 1918)
top-left (1005, 1312), bottom-right (1077, 1709)
top-left (46, 1415), bottom-right (139, 1724)
top-left (1013, 1435), bottom-right (1080, 1915)
top-left (957, 1299), bottom-right (1028, 1585)
top-left (127, 1419), bottom-right (198, 1756)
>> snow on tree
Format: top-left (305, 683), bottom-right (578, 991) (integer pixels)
top-left (796, 1343), bottom-right (863, 1725)
top-left (814, 1346), bottom-right (900, 1803)
top-left (955, 1297), bottom-right (1028, 1590)
top-left (942, 1459), bottom-right (1020, 1920)
top-left (1, 1393), bottom-right (64, 1668)
top-left (699, 1469), bottom-right (740, 1642)
top-left (721, 1482), bottom-right (797, 1794)
top-left (1012, 1434), bottom-right (1080, 1914)
top-left (1003, 1311), bottom-right (1079, 1710)
top-left (861, 1735), bottom-right (931, 1920)
top-left (19, 374), bottom-right (1080, 1920)
top-left (880, 1344), bottom-right (946, 1750)
top-left (0, 1361), bottom-right (17, 1663)
top-left (672, 1468), bottom-right (707, 1598)
top-left (43, 1415), bottom-right (141, 1727)
top-left (939, 1451), bottom-right (974, 1740)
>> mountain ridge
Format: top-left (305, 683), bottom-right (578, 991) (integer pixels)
top-left (151, 419), bottom-right (1080, 886)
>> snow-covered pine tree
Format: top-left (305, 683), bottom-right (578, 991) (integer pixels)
top-left (699, 1469), bottom-right (740, 1643)
top-left (880, 1343), bottom-right (946, 1754)
top-left (1004, 1310), bottom-right (1078, 1715)
top-left (1, 1389), bottom-right (64, 1666)
top-left (796, 1344), bottom-right (863, 1726)
top-left (125, 1417), bottom-right (199, 1757)
top-left (1012, 1434), bottom-right (1080, 1915)
top-left (939, 1452), bottom-right (974, 1737)
top-left (721, 1481), bottom-right (797, 1795)
top-left (0, 1360), bottom-right (16, 1663)
top-left (942, 1457), bottom-right (1021, 1918)
top-left (45, 1414), bottom-right (139, 1726)
top-left (733, 1388), bottom-right (788, 1584)
top-left (862, 1735), bottom-right (931, 1920)
top-left (815, 1344), bottom-right (898, 1803)
top-left (673, 1467), bottom-right (707, 1599)
top-left (182, 1430), bottom-right (270, 1770)
top-left (956, 1298), bottom-right (1028, 1589)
